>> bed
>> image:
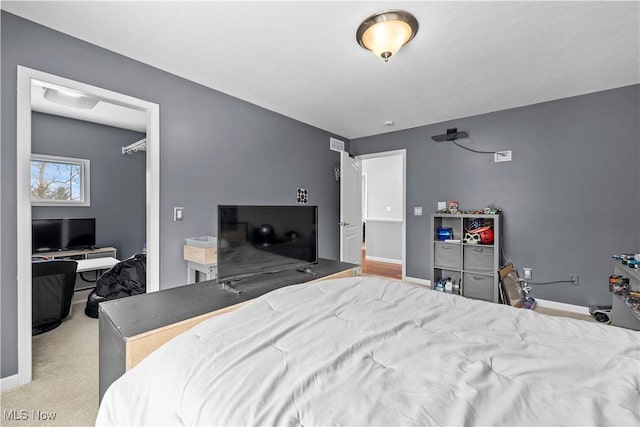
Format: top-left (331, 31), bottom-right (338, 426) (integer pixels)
top-left (96, 276), bottom-right (640, 426)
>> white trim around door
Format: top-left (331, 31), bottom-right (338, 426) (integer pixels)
top-left (15, 66), bottom-right (160, 389)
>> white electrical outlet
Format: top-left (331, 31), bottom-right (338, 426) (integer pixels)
top-left (494, 150), bottom-right (512, 162)
top-left (523, 267), bottom-right (532, 280)
top-left (414, 207), bottom-right (423, 216)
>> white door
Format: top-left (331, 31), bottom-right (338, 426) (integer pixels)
top-left (340, 151), bottom-right (362, 264)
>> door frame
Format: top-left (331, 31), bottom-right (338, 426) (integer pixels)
top-left (352, 149), bottom-right (407, 279)
top-left (15, 66), bottom-right (160, 387)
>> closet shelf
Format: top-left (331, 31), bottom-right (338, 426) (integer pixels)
top-left (122, 138), bottom-right (147, 155)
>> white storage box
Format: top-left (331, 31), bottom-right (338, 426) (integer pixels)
top-left (185, 236), bottom-right (217, 248)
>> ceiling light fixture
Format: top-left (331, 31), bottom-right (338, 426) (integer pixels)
top-left (356, 9), bottom-right (419, 62)
top-left (43, 87), bottom-right (99, 109)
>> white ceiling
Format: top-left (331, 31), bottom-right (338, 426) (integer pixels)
top-left (4, 1), bottom-right (639, 139)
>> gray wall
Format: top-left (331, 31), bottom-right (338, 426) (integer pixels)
top-left (1, 12), bottom-right (342, 378)
top-left (365, 220), bottom-right (403, 262)
top-left (351, 85), bottom-right (640, 307)
top-left (32, 112), bottom-right (146, 259)
top-left (362, 156), bottom-right (403, 220)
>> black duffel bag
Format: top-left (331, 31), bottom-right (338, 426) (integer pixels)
top-left (85, 253), bottom-right (146, 318)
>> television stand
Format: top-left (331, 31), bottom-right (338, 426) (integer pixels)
top-left (34, 246), bottom-right (117, 261)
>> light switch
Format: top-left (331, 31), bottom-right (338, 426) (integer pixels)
top-left (386, 206), bottom-right (392, 212)
top-left (174, 207), bottom-right (184, 221)
top-left (414, 207), bottom-right (423, 216)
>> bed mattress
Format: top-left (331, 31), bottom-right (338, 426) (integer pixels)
top-left (97, 276), bottom-right (640, 426)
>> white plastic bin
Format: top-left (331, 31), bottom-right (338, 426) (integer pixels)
top-left (185, 236), bottom-right (217, 248)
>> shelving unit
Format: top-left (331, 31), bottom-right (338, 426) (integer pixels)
top-left (611, 262), bottom-right (640, 330)
top-left (431, 213), bottom-right (501, 303)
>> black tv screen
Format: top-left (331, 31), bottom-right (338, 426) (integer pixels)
top-left (63, 218), bottom-right (96, 250)
top-left (32, 218), bottom-right (96, 252)
top-left (32, 219), bottom-right (62, 252)
top-left (217, 205), bottom-right (318, 282)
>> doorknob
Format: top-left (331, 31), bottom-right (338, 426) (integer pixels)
top-left (339, 222), bottom-right (351, 226)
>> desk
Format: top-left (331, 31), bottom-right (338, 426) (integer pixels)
top-left (34, 247), bottom-right (119, 290)
top-left (75, 257), bottom-right (120, 290)
top-left (77, 257), bottom-right (120, 273)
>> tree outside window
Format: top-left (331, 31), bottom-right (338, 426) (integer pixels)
top-left (30, 154), bottom-right (90, 206)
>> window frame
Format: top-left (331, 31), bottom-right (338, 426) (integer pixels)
top-left (30, 153), bottom-right (91, 206)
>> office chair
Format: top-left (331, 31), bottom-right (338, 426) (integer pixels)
top-left (32, 259), bottom-right (78, 335)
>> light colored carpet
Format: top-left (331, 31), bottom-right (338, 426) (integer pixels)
top-left (0, 301), bottom-right (99, 427)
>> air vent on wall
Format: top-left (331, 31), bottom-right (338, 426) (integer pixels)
top-left (329, 137), bottom-right (345, 152)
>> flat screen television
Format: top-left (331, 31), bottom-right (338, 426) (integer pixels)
top-left (32, 218), bottom-right (96, 252)
top-left (217, 205), bottom-right (318, 282)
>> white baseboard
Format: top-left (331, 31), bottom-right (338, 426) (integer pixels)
top-left (1, 373), bottom-right (20, 392)
top-left (365, 256), bottom-right (402, 264)
top-left (404, 276), bottom-right (432, 287)
top-left (535, 298), bottom-right (590, 315)
top-left (362, 276), bottom-right (588, 314)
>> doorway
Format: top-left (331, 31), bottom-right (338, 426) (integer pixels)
top-left (16, 66), bottom-right (160, 387)
top-left (360, 151), bottom-right (405, 280)
top-left (340, 149), bottom-right (406, 279)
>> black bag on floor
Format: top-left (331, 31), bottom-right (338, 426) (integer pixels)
top-left (85, 254), bottom-right (146, 318)
top-left (84, 288), bottom-right (105, 319)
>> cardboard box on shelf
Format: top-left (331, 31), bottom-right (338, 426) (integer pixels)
top-left (184, 236), bottom-right (217, 264)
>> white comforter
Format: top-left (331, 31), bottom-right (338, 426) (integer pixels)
top-left (97, 276), bottom-right (640, 426)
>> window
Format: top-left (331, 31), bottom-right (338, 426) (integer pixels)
top-left (30, 154), bottom-right (90, 206)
